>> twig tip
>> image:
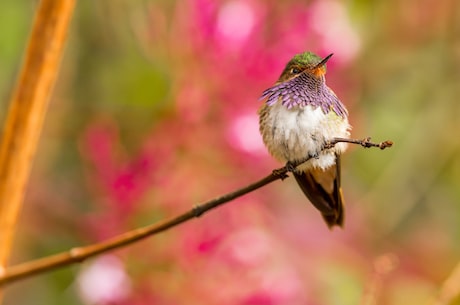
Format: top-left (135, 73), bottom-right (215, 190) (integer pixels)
top-left (379, 140), bottom-right (394, 150)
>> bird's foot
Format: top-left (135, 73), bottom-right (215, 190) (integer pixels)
top-left (323, 141), bottom-right (336, 150)
top-left (272, 161), bottom-right (297, 180)
top-left (285, 161), bottom-right (297, 172)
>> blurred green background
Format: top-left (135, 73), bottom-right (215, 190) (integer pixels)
top-left (1, 0), bottom-right (460, 304)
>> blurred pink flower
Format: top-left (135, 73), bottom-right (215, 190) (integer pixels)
top-left (241, 266), bottom-right (304, 305)
top-left (175, 81), bottom-right (210, 124)
top-left (214, 0), bottom-right (263, 51)
top-left (218, 228), bottom-right (272, 267)
top-left (309, 0), bottom-right (361, 64)
top-left (227, 112), bottom-right (267, 155)
top-left (77, 255), bottom-right (131, 305)
top-left (81, 121), bottom-right (157, 214)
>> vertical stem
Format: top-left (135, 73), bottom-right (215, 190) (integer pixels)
top-left (0, 0), bottom-right (75, 300)
top-left (428, 261), bottom-right (460, 305)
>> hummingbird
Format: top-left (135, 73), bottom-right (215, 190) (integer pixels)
top-left (258, 51), bottom-right (351, 228)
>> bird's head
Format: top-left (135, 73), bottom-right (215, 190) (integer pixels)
top-left (278, 52), bottom-right (333, 82)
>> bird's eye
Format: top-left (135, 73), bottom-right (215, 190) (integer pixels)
top-left (291, 67), bottom-right (301, 74)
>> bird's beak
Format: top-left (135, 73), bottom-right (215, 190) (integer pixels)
top-left (311, 53), bottom-right (333, 77)
top-left (314, 53), bottom-right (333, 69)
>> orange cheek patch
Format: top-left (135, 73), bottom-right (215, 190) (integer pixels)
top-left (312, 66), bottom-right (326, 77)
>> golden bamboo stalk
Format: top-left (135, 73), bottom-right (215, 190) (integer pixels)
top-left (0, 0), bottom-right (75, 299)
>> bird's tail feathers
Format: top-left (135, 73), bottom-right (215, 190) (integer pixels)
top-left (292, 154), bottom-right (344, 228)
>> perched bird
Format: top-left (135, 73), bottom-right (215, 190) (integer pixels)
top-left (259, 51), bottom-right (351, 228)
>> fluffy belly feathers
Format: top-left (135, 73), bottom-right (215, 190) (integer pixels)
top-left (259, 104), bottom-right (350, 171)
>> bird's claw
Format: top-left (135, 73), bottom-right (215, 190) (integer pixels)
top-left (285, 161), bottom-right (297, 172)
top-left (323, 141), bottom-right (335, 150)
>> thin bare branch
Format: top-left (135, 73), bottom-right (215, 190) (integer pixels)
top-left (0, 137), bottom-right (392, 286)
top-left (325, 137), bottom-right (393, 150)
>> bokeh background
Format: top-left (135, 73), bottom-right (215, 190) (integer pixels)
top-left (1, 0), bottom-right (460, 304)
